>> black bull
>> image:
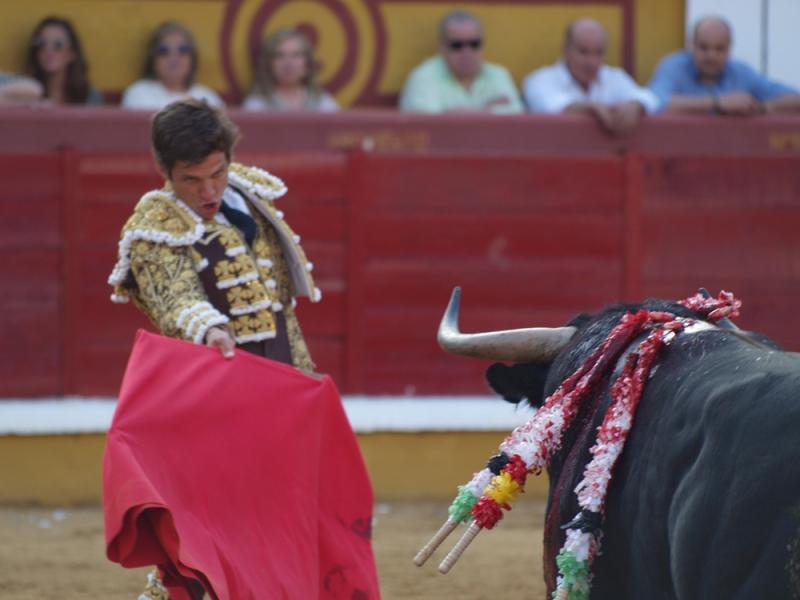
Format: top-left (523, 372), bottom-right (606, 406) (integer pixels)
top-left (481, 298), bottom-right (800, 599)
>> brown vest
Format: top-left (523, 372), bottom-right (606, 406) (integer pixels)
top-left (193, 220), bottom-right (293, 365)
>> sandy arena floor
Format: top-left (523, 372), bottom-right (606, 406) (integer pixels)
top-left (0, 499), bottom-right (546, 599)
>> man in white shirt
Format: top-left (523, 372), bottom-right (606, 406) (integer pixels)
top-left (522, 18), bottom-right (658, 135)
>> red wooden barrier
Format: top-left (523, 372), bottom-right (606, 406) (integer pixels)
top-left (346, 152), bottom-right (628, 393)
top-left (634, 154), bottom-right (800, 343)
top-left (2, 114), bottom-right (799, 397)
top-left (0, 154), bottom-right (64, 395)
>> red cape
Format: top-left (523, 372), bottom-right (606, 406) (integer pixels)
top-left (104, 330), bottom-right (380, 600)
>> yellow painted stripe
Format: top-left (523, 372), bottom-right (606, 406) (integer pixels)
top-left (0, 432), bottom-right (549, 505)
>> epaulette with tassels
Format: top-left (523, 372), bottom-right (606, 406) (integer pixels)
top-left (227, 163), bottom-right (287, 201)
top-left (107, 191), bottom-right (204, 303)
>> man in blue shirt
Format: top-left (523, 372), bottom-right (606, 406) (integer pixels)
top-left (649, 16), bottom-right (800, 115)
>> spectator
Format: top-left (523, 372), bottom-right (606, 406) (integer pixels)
top-left (399, 10), bottom-right (523, 114)
top-left (0, 72), bottom-right (43, 105)
top-left (522, 18), bottom-right (657, 136)
top-left (122, 21), bottom-right (224, 110)
top-left (25, 16), bottom-right (103, 105)
top-left (649, 15), bottom-right (800, 115)
top-left (242, 28), bottom-right (338, 112)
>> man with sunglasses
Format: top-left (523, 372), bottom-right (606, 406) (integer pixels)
top-left (522, 18), bottom-right (658, 136)
top-left (399, 10), bottom-right (523, 114)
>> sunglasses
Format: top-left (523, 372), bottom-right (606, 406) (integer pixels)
top-left (156, 43), bottom-right (193, 57)
top-left (447, 38), bottom-right (482, 51)
top-left (33, 38), bottom-right (68, 51)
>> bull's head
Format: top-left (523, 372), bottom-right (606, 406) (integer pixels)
top-left (437, 287), bottom-right (577, 406)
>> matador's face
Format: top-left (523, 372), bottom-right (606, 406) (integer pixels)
top-left (165, 151), bottom-right (229, 220)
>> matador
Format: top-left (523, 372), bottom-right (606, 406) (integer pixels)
top-left (107, 99), bottom-right (321, 598)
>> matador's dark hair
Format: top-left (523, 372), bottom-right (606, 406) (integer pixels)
top-left (151, 99), bottom-right (240, 175)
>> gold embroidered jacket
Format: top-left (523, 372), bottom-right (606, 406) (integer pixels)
top-left (108, 163), bottom-right (320, 370)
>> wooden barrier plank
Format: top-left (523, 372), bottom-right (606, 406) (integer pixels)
top-left (0, 249), bottom-right (62, 396)
top-left (0, 309), bottom-right (62, 395)
top-left (642, 156), bottom-right (800, 209)
top-left (638, 155), bottom-right (800, 351)
top-left (359, 259), bottom-right (622, 309)
top-left (360, 214), bottom-right (623, 258)
top-left (0, 155), bottom-right (62, 248)
top-left (0, 154), bottom-right (63, 396)
top-left (294, 289), bottom-right (346, 337)
top-left (353, 156), bottom-right (624, 213)
top-left (346, 152), bottom-right (627, 392)
top-left (623, 152), bottom-right (643, 301)
top-left (641, 212), bottom-right (799, 277)
top-left (296, 240), bottom-right (346, 283)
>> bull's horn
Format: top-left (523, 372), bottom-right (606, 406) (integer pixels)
top-left (437, 287), bottom-right (576, 362)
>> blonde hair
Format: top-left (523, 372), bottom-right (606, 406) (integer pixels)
top-left (251, 28), bottom-right (323, 104)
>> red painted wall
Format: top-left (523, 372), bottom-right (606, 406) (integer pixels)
top-left (2, 111), bottom-right (799, 397)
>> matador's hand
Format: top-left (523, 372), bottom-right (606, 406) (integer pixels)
top-left (205, 326), bottom-right (235, 359)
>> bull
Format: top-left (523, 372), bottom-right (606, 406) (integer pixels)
top-left (418, 287), bottom-right (800, 599)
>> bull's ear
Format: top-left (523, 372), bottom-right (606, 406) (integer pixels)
top-left (485, 362), bottom-right (550, 408)
top-left (566, 313), bottom-right (593, 329)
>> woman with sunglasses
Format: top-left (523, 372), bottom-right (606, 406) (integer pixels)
top-left (242, 28), bottom-right (338, 112)
top-left (122, 21), bottom-right (223, 110)
top-left (25, 16), bottom-right (103, 105)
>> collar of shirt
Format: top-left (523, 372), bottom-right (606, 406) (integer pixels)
top-left (686, 52), bottom-right (731, 89)
top-left (440, 56), bottom-right (488, 89)
top-left (215, 186), bottom-right (252, 225)
top-left (555, 61), bottom-right (602, 98)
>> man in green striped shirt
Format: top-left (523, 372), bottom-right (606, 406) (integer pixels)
top-left (399, 10), bottom-right (524, 114)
